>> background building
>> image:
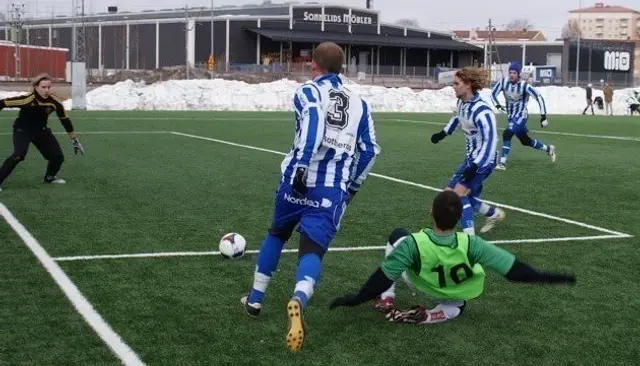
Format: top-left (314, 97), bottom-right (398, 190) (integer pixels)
top-left (568, 2), bottom-right (639, 40)
top-left (0, 2), bottom-right (482, 88)
top-left (453, 30), bottom-right (548, 42)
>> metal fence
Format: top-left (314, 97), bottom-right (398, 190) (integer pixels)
top-left (565, 71), bottom-right (638, 88)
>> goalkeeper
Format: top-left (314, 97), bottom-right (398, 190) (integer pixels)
top-left (329, 190), bottom-right (576, 324)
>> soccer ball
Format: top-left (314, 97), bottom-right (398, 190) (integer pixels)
top-left (219, 233), bottom-right (247, 259)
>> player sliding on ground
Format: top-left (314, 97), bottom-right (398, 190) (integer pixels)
top-left (240, 41), bottom-right (380, 352)
top-left (330, 190), bottom-right (576, 323)
top-left (430, 67), bottom-right (504, 235)
top-left (490, 61), bottom-right (555, 170)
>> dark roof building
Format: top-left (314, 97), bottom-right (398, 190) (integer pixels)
top-left (0, 2), bottom-right (482, 77)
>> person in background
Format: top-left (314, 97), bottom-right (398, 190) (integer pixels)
top-left (582, 83), bottom-right (594, 115)
top-left (628, 91), bottom-right (640, 116)
top-left (602, 80), bottom-right (614, 116)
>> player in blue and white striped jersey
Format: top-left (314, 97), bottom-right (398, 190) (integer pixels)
top-left (491, 61), bottom-right (556, 170)
top-left (431, 67), bottom-right (505, 235)
top-left (241, 42), bottom-right (380, 352)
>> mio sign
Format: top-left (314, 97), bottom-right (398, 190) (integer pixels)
top-left (603, 51), bottom-right (630, 72)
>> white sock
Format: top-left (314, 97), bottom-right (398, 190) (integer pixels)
top-left (477, 202), bottom-right (491, 215)
top-left (463, 227), bottom-right (476, 236)
top-left (293, 275), bottom-right (315, 302)
top-left (252, 270), bottom-right (271, 293)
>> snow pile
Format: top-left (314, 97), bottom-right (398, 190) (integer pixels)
top-left (0, 78), bottom-right (638, 115)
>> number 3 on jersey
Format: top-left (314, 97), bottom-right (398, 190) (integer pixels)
top-left (326, 89), bottom-right (350, 129)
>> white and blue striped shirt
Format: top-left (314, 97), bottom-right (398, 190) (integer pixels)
top-left (280, 74), bottom-right (380, 192)
top-left (491, 78), bottom-right (547, 122)
top-left (443, 93), bottom-right (498, 172)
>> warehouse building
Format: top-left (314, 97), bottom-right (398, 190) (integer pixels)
top-left (0, 2), bottom-right (483, 77)
top-left (468, 39), bottom-right (635, 86)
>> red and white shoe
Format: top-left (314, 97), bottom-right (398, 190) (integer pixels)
top-left (385, 305), bottom-right (449, 324)
top-left (372, 296), bottom-right (395, 313)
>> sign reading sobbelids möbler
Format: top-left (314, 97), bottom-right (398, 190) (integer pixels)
top-left (302, 11), bottom-right (374, 25)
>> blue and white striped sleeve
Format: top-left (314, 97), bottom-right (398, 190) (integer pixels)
top-left (526, 84), bottom-right (547, 115)
top-left (293, 83), bottom-right (325, 168)
top-left (350, 100), bottom-right (380, 191)
top-left (443, 99), bottom-right (461, 135)
top-left (490, 79), bottom-right (503, 106)
top-left (443, 116), bottom-right (460, 135)
top-left (472, 107), bottom-right (497, 167)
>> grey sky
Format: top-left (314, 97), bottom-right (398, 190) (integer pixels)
top-left (5, 0), bottom-right (640, 39)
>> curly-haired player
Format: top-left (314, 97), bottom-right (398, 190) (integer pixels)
top-left (430, 67), bottom-right (505, 235)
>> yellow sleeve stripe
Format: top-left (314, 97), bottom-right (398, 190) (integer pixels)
top-left (4, 94), bottom-right (34, 107)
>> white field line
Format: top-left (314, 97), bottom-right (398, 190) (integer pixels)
top-left (392, 119), bottom-right (640, 142)
top-left (51, 234), bottom-right (631, 262)
top-left (169, 131), bottom-right (632, 238)
top-left (0, 115), bottom-right (635, 141)
top-left (0, 203), bottom-right (145, 366)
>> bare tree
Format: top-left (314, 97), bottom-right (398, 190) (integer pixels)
top-left (561, 19), bottom-right (582, 39)
top-left (504, 18), bottom-right (535, 31)
top-left (395, 18), bottom-right (420, 28)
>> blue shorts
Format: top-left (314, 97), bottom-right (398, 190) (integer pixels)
top-left (447, 161), bottom-right (494, 198)
top-left (507, 117), bottom-right (529, 137)
top-left (270, 182), bottom-right (348, 252)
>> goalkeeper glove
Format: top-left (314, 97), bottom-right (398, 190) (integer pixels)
top-left (292, 167), bottom-right (308, 197)
top-left (72, 136), bottom-right (85, 155)
top-left (540, 115), bottom-right (548, 128)
top-left (431, 130), bottom-right (447, 144)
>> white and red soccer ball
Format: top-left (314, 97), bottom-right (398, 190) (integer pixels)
top-left (219, 233), bottom-right (247, 259)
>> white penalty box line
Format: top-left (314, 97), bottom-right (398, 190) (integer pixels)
top-left (40, 129), bottom-right (632, 263)
top-left (1, 115), bottom-right (637, 142)
top-left (0, 203), bottom-right (145, 365)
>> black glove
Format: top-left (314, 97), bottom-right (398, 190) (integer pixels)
top-left (461, 163), bottom-right (478, 183)
top-left (495, 104), bottom-right (505, 111)
top-left (329, 294), bottom-right (359, 309)
top-left (431, 130), bottom-right (447, 144)
top-left (540, 114), bottom-right (548, 128)
top-left (347, 187), bottom-right (357, 204)
top-left (292, 167), bottom-right (308, 197)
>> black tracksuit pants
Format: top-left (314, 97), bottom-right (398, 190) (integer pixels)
top-left (0, 127), bottom-right (64, 185)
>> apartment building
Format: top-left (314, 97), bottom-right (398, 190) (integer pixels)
top-left (568, 2), bottom-right (639, 40)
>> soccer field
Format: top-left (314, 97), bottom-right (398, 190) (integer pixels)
top-left (0, 110), bottom-right (638, 365)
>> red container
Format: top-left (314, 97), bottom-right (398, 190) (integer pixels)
top-left (0, 41), bottom-right (69, 80)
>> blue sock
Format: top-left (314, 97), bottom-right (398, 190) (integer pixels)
top-left (501, 139), bottom-right (511, 163)
top-left (247, 233), bottom-right (284, 304)
top-left (460, 196), bottom-right (475, 235)
top-left (470, 196), bottom-right (496, 217)
top-left (530, 139), bottom-right (548, 152)
top-left (293, 253), bottom-right (323, 309)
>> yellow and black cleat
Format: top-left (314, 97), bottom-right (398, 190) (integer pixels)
top-left (286, 298), bottom-right (305, 352)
